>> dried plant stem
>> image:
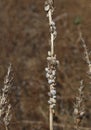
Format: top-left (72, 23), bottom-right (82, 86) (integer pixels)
top-left (0, 64), bottom-right (13, 130)
top-left (44, 1), bottom-right (59, 130)
top-left (50, 106), bottom-right (53, 130)
top-left (48, 3), bottom-right (54, 130)
top-left (79, 32), bottom-right (91, 74)
top-left (48, 10), bottom-right (54, 56)
top-left (5, 125), bottom-right (9, 130)
top-left (74, 80), bottom-right (86, 129)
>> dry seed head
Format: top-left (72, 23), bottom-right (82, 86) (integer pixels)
top-left (80, 33), bottom-right (91, 75)
top-left (0, 64), bottom-right (13, 127)
top-left (74, 80), bottom-right (86, 127)
top-left (45, 55), bottom-right (58, 110)
top-left (45, 0), bottom-right (59, 112)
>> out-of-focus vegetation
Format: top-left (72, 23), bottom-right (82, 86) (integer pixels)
top-left (0, 0), bottom-right (91, 129)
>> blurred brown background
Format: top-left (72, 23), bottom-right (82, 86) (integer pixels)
top-left (0, 0), bottom-right (91, 130)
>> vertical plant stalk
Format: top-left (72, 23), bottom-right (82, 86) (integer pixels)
top-left (5, 125), bottom-right (10, 130)
top-left (74, 80), bottom-right (85, 130)
top-left (50, 107), bottom-right (53, 130)
top-left (79, 32), bottom-right (91, 75)
top-left (73, 33), bottom-right (91, 130)
top-left (44, 1), bottom-right (59, 130)
top-left (0, 64), bottom-right (13, 130)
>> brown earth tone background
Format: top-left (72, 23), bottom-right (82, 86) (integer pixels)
top-left (0, 0), bottom-right (91, 130)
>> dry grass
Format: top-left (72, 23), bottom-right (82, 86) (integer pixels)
top-left (0, 64), bottom-right (13, 130)
top-left (1, 0), bottom-right (91, 130)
